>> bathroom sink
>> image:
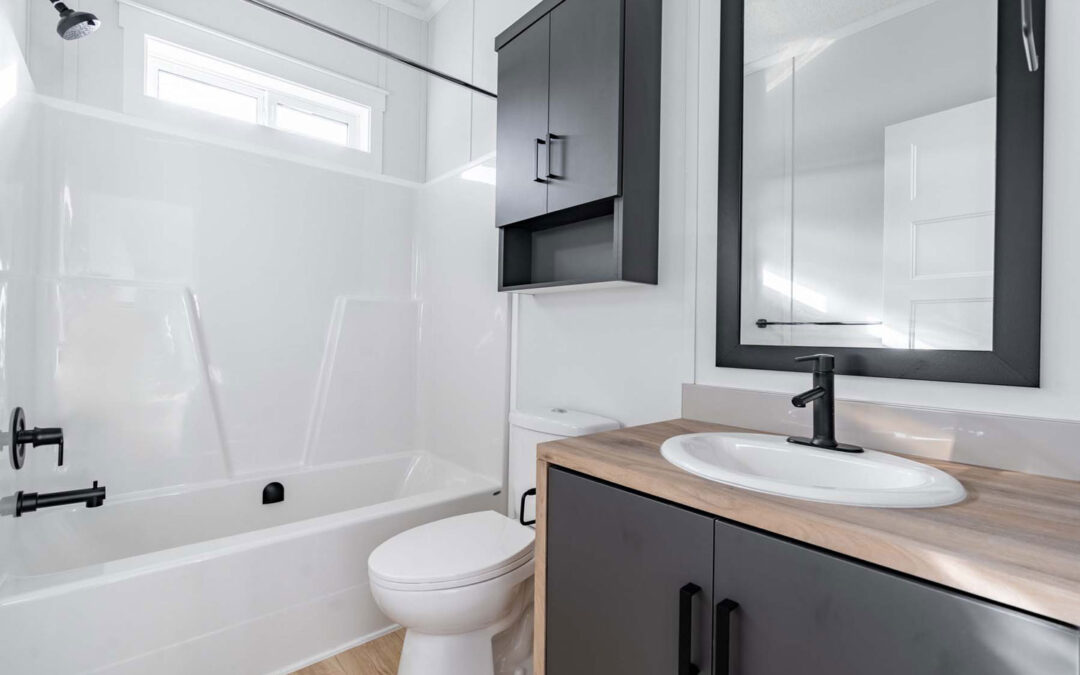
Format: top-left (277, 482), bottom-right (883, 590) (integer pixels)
top-left (660, 433), bottom-right (966, 508)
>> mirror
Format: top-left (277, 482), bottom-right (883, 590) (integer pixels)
top-left (717, 0), bottom-right (1046, 385)
top-left (742, 0), bottom-right (997, 351)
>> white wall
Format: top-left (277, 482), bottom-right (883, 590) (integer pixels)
top-left (510, 0), bottom-right (1080, 478)
top-left (424, 0), bottom-right (538, 179)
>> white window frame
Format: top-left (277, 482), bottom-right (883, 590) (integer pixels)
top-left (144, 37), bottom-right (372, 151)
top-left (119, 1), bottom-right (387, 173)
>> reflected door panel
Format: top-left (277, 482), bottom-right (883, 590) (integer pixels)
top-left (882, 98), bottom-right (996, 350)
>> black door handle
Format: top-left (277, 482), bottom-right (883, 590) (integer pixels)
top-left (533, 138), bottom-right (548, 183)
top-left (679, 583), bottom-right (701, 675)
top-left (714, 598), bottom-right (739, 675)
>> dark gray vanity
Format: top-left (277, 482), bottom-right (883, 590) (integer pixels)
top-left (494, 0), bottom-right (662, 292)
top-left (546, 467), bottom-right (1079, 675)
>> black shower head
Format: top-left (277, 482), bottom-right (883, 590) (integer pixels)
top-left (51, 1), bottom-right (99, 40)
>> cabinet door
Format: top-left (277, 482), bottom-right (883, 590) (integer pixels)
top-left (714, 520), bottom-right (1080, 675)
top-left (546, 0), bottom-right (623, 213)
top-left (547, 468), bottom-right (714, 675)
top-left (495, 15), bottom-right (550, 227)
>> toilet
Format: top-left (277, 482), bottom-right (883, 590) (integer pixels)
top-left (368, 407), bottom-right (620, 675)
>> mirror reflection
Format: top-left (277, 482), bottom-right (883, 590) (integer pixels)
top-left (740, 0), bottom-right (998, 350)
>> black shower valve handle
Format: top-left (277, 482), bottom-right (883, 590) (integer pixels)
top-left (8, 408), bottom-right (65, 470)
top-left (24, 427), bottom-right (65, 467)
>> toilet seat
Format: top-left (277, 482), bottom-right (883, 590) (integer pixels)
top-left (369, 511), bottom-right (535, 592)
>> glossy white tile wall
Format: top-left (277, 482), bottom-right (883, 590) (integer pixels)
top-left (415, 172), bottom-right (509, 481)
top-left (18, 103), bottom-right (421, 493)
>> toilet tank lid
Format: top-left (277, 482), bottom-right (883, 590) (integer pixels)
top-left (509, 407), bottom-right (620, 437)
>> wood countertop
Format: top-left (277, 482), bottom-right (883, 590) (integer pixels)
top-left (537, 418), bottom-right (1080, 626)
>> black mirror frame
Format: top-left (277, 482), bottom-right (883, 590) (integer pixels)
top-left (716, 0), bottom-right (1045, 387)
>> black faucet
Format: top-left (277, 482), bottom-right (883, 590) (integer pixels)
top-left (15, 480), bottom-right (106, 517)
top-left (788, 354), bottom-right (863, 453)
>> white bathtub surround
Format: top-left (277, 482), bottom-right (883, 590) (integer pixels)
top-left (369, 511), bottom-right (535, 675)
top-left (0, 453), bottom-right (500, 674)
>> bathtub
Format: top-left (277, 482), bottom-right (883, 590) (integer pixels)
top-left (0, 452), bottom-right (501, 675)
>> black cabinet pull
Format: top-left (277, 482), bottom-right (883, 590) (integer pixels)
top-left (546, 132), bottom-right (563, 179)
top-left (714, 598), bottom-right (739, 675)
top-left (533, 138), bottom-right (548, 183)
top-left (679, 583), bottom-right (701, 675)
top-left (519, 488), bottom-right (537, 526)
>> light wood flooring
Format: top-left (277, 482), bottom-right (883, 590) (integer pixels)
top-left (292, 629), bottom-right (405, 675)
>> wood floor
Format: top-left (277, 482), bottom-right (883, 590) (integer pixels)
top-left (292, 629), bottom-right (405, 675)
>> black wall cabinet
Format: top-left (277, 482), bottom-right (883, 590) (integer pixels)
top-left (547, 468), bottom-right (1080, 675)
top-left (494, 0), bottom-right (661, 293)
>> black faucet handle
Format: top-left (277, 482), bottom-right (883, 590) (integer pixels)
top-left (794, 354), bottom-right (835, 372)
top-left (8, 408), bottom-right (65, 469)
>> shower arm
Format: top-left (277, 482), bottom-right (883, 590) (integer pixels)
top-left (237, 0), bottom-right (498, 100)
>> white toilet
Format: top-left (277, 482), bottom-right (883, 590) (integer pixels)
top-left (368, 407), bottom-right (620, 675)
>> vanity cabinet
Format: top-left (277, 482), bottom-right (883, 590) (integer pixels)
top-left (546, 467), bottom-right (715, 675)
top-left (494, 0), bottom-right (661, 292)
top-left (546, 467), bottom-right (1080, 675)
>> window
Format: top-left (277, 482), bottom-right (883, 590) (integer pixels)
top-left (144, 37), bottom-right (372, 151)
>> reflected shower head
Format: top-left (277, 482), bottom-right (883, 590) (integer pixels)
top-left (50, 1), bottom-right (99, 40)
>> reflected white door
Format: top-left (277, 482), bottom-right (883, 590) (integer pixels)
top-left (882, 98), bottom-right (996, 350)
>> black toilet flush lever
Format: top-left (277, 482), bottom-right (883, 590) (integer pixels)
top-left (8, 407), bottom-right (65, 470)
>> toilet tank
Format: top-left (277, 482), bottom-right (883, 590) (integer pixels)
top-left (508, 408), bottom-right (620, 523)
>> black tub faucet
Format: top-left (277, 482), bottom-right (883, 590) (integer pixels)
top-left (788, 354), bottom-right (863, 453)
top-left (15, 481), bottom-right (106, 517)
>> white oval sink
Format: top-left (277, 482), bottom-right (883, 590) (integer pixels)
top-left (660, 433), bottom-right (966, 508)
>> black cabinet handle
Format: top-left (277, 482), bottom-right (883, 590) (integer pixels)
top-left (533, 138), bottom-right (548, 183)
top-left (519, 488), bottom-right (536, 526)
top-left (679, 583), bottom-right (701, 675)
top-left (546, 133), bottom-right (563, 179)
top-left (714, 598), bottom-right (739, 675)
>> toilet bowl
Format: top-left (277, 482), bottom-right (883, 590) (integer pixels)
top-left (368, 408), bottom-right (620, 675)
top-left (369, 511), bottom-right (535, 675)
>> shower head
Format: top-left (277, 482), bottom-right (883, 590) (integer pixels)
top-left (51, 1), bottom-right (99, 40)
